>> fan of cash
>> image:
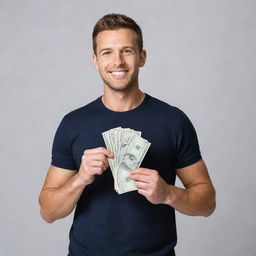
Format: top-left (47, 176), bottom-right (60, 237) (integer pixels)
top-left (102, 127), bottom-right (151, 194)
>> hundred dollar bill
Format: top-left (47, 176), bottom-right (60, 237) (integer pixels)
top-left (102, 127), bottom-right (121, 190)
top-left (102, 127), bottom-right (150, 194)
top-left (116, 134), bottom-right (151, 194)
top-left (116, 128), bottom-right (141, 180)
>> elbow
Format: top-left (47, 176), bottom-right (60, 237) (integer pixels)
top-left (39, 194), bottom-right (56, 223)
top-left (203, 189), bottom-right (216, 217)
top-left (40, 208), bottom-right (56, 223)
top-left (203, 200), bottom-right (216, 217)
top-left (43, 217), bottom-right (55, 224)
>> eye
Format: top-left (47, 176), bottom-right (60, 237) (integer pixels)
top-left (102, 51), bottom-right (111, 56)
top-left (123, 49), bottom-right (133, 54)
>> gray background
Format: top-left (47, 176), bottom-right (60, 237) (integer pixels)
top-left (1, 0), bottom-right (255, 255)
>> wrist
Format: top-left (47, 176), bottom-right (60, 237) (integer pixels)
top-left (74, 173), bottom-right (89, 187)
top-left (164, 185), bottom-right (177, 206)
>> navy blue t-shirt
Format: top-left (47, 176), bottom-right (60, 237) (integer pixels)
top-left (51, 94), bottom-right (202, 256)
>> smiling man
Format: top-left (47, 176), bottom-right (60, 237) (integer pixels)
top-left (93, 28), bottom-right (145, 93)
top-left (39, 14), bottom-right (216, 256)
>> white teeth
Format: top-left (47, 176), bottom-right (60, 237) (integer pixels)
top-left (111, 71), bottom-right (126, 75)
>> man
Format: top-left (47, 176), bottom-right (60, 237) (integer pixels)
top-left (120, 153), bottom-right (138, 171)
top-left (39, 14), bottom-right (216, 256)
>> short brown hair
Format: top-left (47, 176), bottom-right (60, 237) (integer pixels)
top-left (92, 13), bottom-right (143, 54)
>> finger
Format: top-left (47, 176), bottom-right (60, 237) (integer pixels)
top-left (88, 159), bottom-right (108, 170)
top-left (128, 173), bottom-right (152, 183)
top-left (137, 188), bottom-right (149, 197)
top-left (129, 168), bottom-right (155, 176)
top-left (90, 166), bottom-right (105, 175)
top-left (84, 147), bottom-right (114, 158)
top-left (134, 181), bottom-right (148, 190)
top-left (86, 153), bottom-right (109, 167)
top-left (83, 152), bottom-right (110, 169)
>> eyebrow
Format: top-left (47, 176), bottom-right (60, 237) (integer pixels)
top-left (99, 46), bottom-right (136, 53)
top-left (99, 48), bottom-right (112, 53)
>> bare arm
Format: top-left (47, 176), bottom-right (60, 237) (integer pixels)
top-left (39, 147), bottom-right (113, 223)
top-left (39, 166), bottom-right (85, 223)
top-left (166, 160), bottom-right (216, 216)
top-left (129, 159), bottom-right (216, 217)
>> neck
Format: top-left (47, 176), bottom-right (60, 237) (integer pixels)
top-left (102, 86), bottom-right (145, 112)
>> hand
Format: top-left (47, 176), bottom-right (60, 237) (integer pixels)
top-left (78, 147), bottom-right (113, 185)
top-left (128, 168), bottom-right (171, 205)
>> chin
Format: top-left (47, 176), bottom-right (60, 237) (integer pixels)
top-left (106, 82), bottom-right (135, 92)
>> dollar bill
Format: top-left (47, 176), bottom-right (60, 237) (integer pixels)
top-left (117, 134), bottom-right (151, 194)
top-left (102, 127), bottom-right (150, 194)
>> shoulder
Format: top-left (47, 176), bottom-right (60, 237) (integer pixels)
top-left (146, 94), bottom-right (185, 120)
top-left (61, 97), bottom-right (101, 125)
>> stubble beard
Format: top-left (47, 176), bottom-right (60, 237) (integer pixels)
top-left (102, 71), bottom-right (139, 93)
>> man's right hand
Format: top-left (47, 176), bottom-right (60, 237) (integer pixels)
top-left (39, 147), bottom-right (113, 222)
top-left (78, 147), bottom-right (114, 185)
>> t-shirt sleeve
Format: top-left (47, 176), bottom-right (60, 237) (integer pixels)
top-left (51, 116), bottom-right (77, 170)
top-left (174, 111), bottom-right (202, 169)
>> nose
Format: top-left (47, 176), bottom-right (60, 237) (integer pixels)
top-left (113, 51), bottom-right (124, 66)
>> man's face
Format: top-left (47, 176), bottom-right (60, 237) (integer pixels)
top-left (93, 28), bottom-right (146, 92)
top-left (123, 153), bottom-right (138, 170)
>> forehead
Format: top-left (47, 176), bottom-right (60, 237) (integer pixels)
top-left (96, 28), bottom-right (138, 51)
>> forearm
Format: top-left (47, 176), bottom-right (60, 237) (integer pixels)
top-left (165, 183), bottom-right (216, 217)
top-left (39, 174), bottom-right (87, 223)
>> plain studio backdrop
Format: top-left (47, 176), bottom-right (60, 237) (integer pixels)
top-left (0, 0), bottom-right (255, 255)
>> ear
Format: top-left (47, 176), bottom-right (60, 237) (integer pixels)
top-left (93, 54), bottom-right (99, 70)
top-left (139, 49), bottom-right (147, 67)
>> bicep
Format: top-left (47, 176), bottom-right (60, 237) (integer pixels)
top-left (42, 165), bottom-right (77, 190)
top-left (175, 159), bottom-right (213, 189)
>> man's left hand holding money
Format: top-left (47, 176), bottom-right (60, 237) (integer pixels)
top-left (128, 168), bottom-right (174, 205)
top-left (129, 162), bottom-right (216, 217)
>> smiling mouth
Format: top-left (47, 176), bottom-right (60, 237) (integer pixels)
top-left (108, 70), bottom-right (129, 79)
